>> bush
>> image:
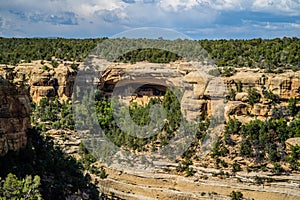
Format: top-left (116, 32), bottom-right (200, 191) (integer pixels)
top-left (70, 63), bottom-right (78, 70)
top-left (290, 145), bottom-right (300, 160)
top-left (288, 97), bottom-right (299, 116)
top-left (232, 161), bottom-right (242, 172)
top-left (227, 88), bottom-right (236, 101)
top-left (0, 173), bottom-right (42, 200)
top-left (264, 90), bottom-right (280, 104)
top-left (41, 65), bottom-right (49, 71)
top-left (222, 67), bottom-right (235, 77)
top-left (185, 167), bottom-right (196, 177)
top-left (240, 139), bottom-right (253, 157)
top-left (99, 167), bottom-right (108, 179)
top-left (247, 88), bottom-right (261, 105)
top-left (51, 60), bottom-right (59, 68)
top-left (236, 81), bottom-right (243, 93)
top-left (211, 139), bottom-right (229, 158)
top-left (230, 191), bottom-right (243, 200)
top-left (271, 162), bottom-right (284, 175)
top-left (225, 118), bottom-right (241, 135)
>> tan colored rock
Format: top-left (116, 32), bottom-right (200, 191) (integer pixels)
top-left (0, 61), bottom-right (77, 103)
top-left (193, 84), bottom-right (206, 98)
top-left (225, 101), bottom-right (250, 116)
top-left (235, 92), bottom-right (249, 102)
top-left (285, 138), bottom-right (300, 151)
top-left (184, 71), bottom-right (206, 84)
top-left (250, 103), bottom-right (270, 116)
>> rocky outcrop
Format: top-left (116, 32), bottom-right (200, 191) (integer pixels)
top-left (0, 60), bottom-right (77, 103)
top-left (0, 76), bottom-right (31, 155)
top-left (1, 60), bottom-right (300, 119)
top-left (97, 61), bottom-right (219, 120)
top-left (98, 62), bottom-right (300, 121)
top-left (285, 137), bottom-right (300, 151)
top-left (224, 69), bottom-right (300, 100)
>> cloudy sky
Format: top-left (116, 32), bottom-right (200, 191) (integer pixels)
top-left (0, 0), bottom-right (300, 39)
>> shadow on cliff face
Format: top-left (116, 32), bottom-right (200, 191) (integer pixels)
top-left (0, 127), bottom-right (100, 200)
top-left (0, 75), bottom-right (99, 200)
top-left (0, 75), bottom-right (30, 155)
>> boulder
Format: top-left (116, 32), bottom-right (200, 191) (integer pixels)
top-left (225, 101), bottom-right (249, 116)
top-left (285, 138), bottom-right (300, 151)
top-left (250, 103), bottom-right (270, 116)
top-left (235, 92), bottom-right (249, 102)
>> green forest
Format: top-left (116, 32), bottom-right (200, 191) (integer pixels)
top-left (1, 37), bottom-right (299, 70)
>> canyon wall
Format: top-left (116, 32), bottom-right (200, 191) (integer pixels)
top-left (0, 60), bottom-right (76, 103)
top-left (0, 61), bottom-right (299, 121)
top-left (0, 60), bottom-right (299, 155)
top-left (0, 77), bottom-right (31, 155)
top-left (0, 61), bottom-right (76, 155)
top-left (99, 62), bottom-right (300, 122)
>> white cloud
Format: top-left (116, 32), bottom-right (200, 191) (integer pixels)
top-left (71, 0), bottom-right (126, 18)
top-left (0, 0), bottom-right (299, 38)
top-left (209, 0), bottom-right (250, 10)
top-left (158, 0), bottom-right (201, 12)
top-left (252, 0), bottom-right (300, 15)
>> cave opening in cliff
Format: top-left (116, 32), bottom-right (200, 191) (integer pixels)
top-left (101, 81), bottom-right (168, 100)
top-left (134, 84), bottom-right (167, 97)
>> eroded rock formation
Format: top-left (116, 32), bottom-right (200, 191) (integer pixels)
top-left (0, 60), bottom-right (76, 103)
top-left (98, 62), bottom-right (300, 122)
top-left (0, 76), bottom-right (31, 155)
top-left (1, 60), bottom-right (299, 121)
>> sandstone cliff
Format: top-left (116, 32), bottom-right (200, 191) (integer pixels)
top-left (98, 62), bottom-right (300, 122)
top-left (0, 60), bottom-right (77, 103)
top-left (0, 76), bottom-right (31, 155)
top-left (1, 60), bottom-right (299, 121)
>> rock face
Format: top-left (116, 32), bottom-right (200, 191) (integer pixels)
top-left (223, 69), bottom-right (300, 101)
top-left (98, 61), bottom-right (219, 120)
top-left (0, 77), bottom-right (31, 155)
top-left (285, 137), bottom-right (300, 151)
top-left (1, 60), bottom-right (300, 120)
top-left (0, 60), bottom-right (77, 103)
top-left (98, 62), bottom-right (300, 121)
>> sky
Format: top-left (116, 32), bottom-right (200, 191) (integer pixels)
top-left (0, 0), bottom-right (300, 39)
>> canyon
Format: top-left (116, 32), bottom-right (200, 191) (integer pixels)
top-left (1, 60), bottom-right (300, 199)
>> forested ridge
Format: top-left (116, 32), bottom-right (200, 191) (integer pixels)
top-left (0, 38), bottom-right (106, 64)
top-left (1, 37), bottom-right (299, 70)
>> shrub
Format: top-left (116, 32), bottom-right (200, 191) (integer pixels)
top-left (227, 88), bottom-right (236, 101)
top-left (0, 173), bottom-right (42, 199)
top-left (288, 97), bottom-right (299, 116)
top-left (236, 81), bottom-right (243, 93)
top-left (70, 63), bottom-right (78, 70)
top-left (41, 65), bottom-right (49, 71)
top-left (225, 118), bottom-right (241, 135)
top-left (271, 162), bottom-right (284, 175)
top-left (222, 67), bottom-right (235, 77)
top-left (264, 90), bottom-right (280, 104)
top-left (290, 145), bottom-right (300, 160)
top-left (230, 191), bottom-right (243, 200)
top-left (232, 161), bottom-right (242, 172)
top-left (247, 88), bottom-right (261, 105)
top-left (51, 60), bottom-right (59, 68)
top-left (99, 167), bottom-right (108, 179)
